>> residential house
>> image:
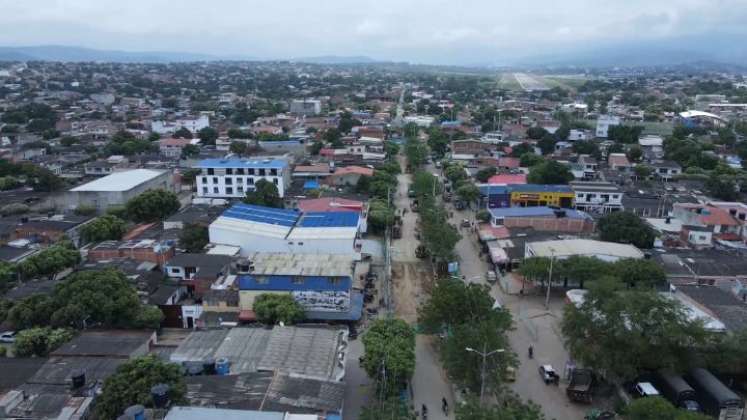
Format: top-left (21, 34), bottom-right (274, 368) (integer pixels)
top-left (651, 160), bottom-right (682, 181)
top-left (326, 165), bottom-right (374, 187)
top-left (570, 181), bottom-right (623, 213)
top-left (608, 153), bottom-right (632, 171)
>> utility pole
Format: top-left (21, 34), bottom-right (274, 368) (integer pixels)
top-left (545, 248), bottom-right (555, 309)
top-left (465, 345), bottom-right (505, 405)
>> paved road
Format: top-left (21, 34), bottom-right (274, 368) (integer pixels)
top-left (343, 338), bottom-right (373, 420)
top-left (446, 204), bottom-right (588, 420)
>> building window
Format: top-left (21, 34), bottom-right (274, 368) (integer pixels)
top-left (202, 187), bottom-right (208, 194)
top-left (225, 178), bottom-right (232, 185)
top-left (201, 176), bottom-right (207, 184)
top-left (237, 168), bottom-right (245, 175)
top-left (270, 168), bottom-right (278, 176)
top-left (207, 168), bottom-right (214, 175)
top-left (329, 277), bottom-right (343, 286)
top-left (259, 169), bottom-right (266, 176)
top-left (292, 276), bottom-right (304, 285)
top-left (226, 187), bottom-right (233, 195)
top-left (213, 187), bottom-right (219, 194)
top-left (226, 168), bottom-right (233, 175)
top-left (273, 178), bottom-right (278, 185)
top-left (237, 186), bottom-right (244, 193)
top-left (699, 235), bottom-right (707, 241)
top-left (236, 177), bottom-right (243, 184)
top-left (212, 177), bottom-right (218, 184)
top-left (612, 194), bottom-right (619, 199)
top-left (248, 168), bottom-right (255, 175)
top-left (248, 178), bottom-right (254, 185)
top-left (256, 276), bottom-right (269, 284)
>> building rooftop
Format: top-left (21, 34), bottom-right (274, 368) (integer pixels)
top-left (222, 203), bottom-right (300, 227)
top-left (297, 211), bottom-right (359, 228)
top-left (244, 253), bottom-right (355, 278)
top-left (197, 158), bottom-right (287, 169)
top-left (165, 407), bottom-right (284, 420)
top-left (569, 181), bottom-right (622, 193)
top-left (166, 253), bottom-right (232, 277)
top-left (296, 197), bottom-right (363, 213)
top-left (50, 330), bottom-right (154, 358)
top-left (675, 284), bottom-right (747, 332)
top-left (488, 206), bottom-right (591, 220)
top-left (527, 239), bottom-right (644, 260)
top-left (70, 169), bottom-right (167, 192)
top-left (487, 174), bottom-right (527, 185)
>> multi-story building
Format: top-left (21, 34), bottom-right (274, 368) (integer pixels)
top-left (151, 115), bottom-right (210, 135)
top-left (195, 158), bottom-right (291, 199)
top-left (510, 185), bottom-right (575, 208)
top-left (289, 99), bottom-right (322, 115)
top-left (570, 181), bottom-right (623, 213)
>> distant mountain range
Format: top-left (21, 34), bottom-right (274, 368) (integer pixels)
top-left (0, 45), bottom-right (223, 63)
top-left (291, 55), bottom-right (379, 64)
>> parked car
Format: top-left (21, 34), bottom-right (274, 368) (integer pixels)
top-left (539, 365), bottom-right (560, 385)
top-left (633, 382), bottom-right (660, 398)
top-left (486, 270), bottom-right (497, 284)
top-left (0, 331), bottom-right (16, 343)
top-left (460, 219), bottom-right (471, 228)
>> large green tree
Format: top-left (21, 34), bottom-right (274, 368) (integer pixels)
top-left (125, 189), bottom-right (181, 222)
top-left (243, 178), bottom-right (283, 208)
top-left (624, 396), bottom-right (711, 420)
top-left (94, 355), bottom-right (186, 420)
top-left (197, 126), bottom-right (218, 145)
top-left (81, 215), bottom-right (127, 243)
top-left (14, 327), bottom-right (73, 357)
top-left (18, 244), bottom-right (80, 280)
top-left (253, 293), bottom-right (305, 325)
top-left (362, 318), bottom-right (416, 395)
top-left (527, 160), bottom-right (573, 184)
top-left (456, 396), bottom-right (545, 420)
top-left (178, 223), bottom-right (209, 253)
top-left (597, 211), bottom-right (655, 249)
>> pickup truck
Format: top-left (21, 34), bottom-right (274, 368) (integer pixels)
top-left (567, 369), bottom-right (594, 403)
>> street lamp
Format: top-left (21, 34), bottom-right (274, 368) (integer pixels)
top-left (545, 247), bottom-right (555, 309)
top-left (465, 344), bottom-right (505, 404)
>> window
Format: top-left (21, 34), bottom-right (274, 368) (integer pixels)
top-left (226, 168), bottom-right (233, 175)
top-left (256, 276), bottom-right (269, 284)
top-left (612, 194), bottom-right (619, 199)
top-left (270, 168), bottom-right (278, 176)
top-left (237, 168), bottom-right (245, 175)
top-left (170, 267), bottom-right (181, 274)
top-left (237, 186), bottom-right (244, 193)
top-left (248, 178), bottom-right (254, 185)
top-left (236, 177), bottom-right (243, 184)
top-left (201, 176), bottom-right (207, 183)
top-left (202, 187), bottom-right (208, 194)
top-left (212, 177), bottom-right (218, 184)
top-left (226, 187), bottom-right (233, 195)
top-left (292, 276), bottom-right (304, 285)
top-left (248, 168), bottom-right (255, 175)
top-left (207, 168), bottom-right (214, 175)
top-left (601, 194), bottom-right (609, 202)
top-left (225, 178), bottom-right (232, 185)
top-left (213, 187), bottom-right (219, 193)
top-left (329, 277), bottom-right (343, 286)
top-left (273, 178), bottom-right (278, 185)
top-left (259, 168), bottom-right (266, 176)
top-left (699, 235), bottom-right (707, 241)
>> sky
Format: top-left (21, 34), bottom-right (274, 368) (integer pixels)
top-left (1, 0), bottom-right (746, 65)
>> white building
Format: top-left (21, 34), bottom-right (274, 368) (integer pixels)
top-left (151, 115), bottom-right (210, 135)
top-left (525, 239), bottom-right (643, 262)
top-left (595, 115), bottom-right (621, 138)
top-left (208, 203), bottom-right (361, 256)
top-left (570, 181), bottom-right (623, 213)
top-left (568, 129), bottom-right (591, 142)
top-left (289, 99), bottom-right (322, 115)
top-left (62, 169), bottom-right (173, 211)
top-left (195, 158), bottom-right (291, 199)
top-left (403, 115), bottom-right (435, 127)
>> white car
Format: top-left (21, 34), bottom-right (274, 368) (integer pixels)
top-left (0, 331), bottom-right (16, 343)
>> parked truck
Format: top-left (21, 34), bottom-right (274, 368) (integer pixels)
top-left (567, 369), bottom-right (594, 404)
top-left (685, 368), bottom-right (744, 420)
top-left (651, 372), bottom-right (701, 412)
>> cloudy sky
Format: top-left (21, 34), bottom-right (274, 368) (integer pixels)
top-left (1, 0), bottom-right (745, 64)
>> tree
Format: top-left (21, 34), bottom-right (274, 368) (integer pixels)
top-left (706, 173), bottom-right (738, 201)
top-left (18, 245), bottom-right (81, 280)
top-left (476, 209), bottom-right (491, 223)
top-left (510, 143), bottom-right (534, 158)
top-left (7, 294), bottom-right (55, 329)
top-left (456, 182), bottom-right (480, 205)
top-left (95, 355), bottom-right (186, 420)
top-left (0, 262), bottom-right (16, 292)
top-left (561, 278), bottom-right (709, 381)
top-left (608, 125), bottom-right (644, 144)
top-left (427, 127), bottom-right (450, 157)
top-left (147, 132), bottom-right (161, 142)
top-left (253, 293), bottom-right (304, 325)
top-left (526, 126), bottom-right (548, 140)
top-left (324, 128), bottom-right (343, 148)
top-left (125, 189), bottom-right (180, 223)
top-left (456, 396), bottom-right (545, 420)
top-left (81, 215), bottom-right (127, 243)
top-left (197, 126), bottom-right (218, 145)
top-left (597, 211), bottom-right (655, 249)
top-left (180, 144), bottom-right (199, 159)
top-left (444, 163), bottom-right (467, 184)
top-left (536, 134), bottom-right (557, 155)
top-left (360, 397), bottom-right (414, 420)
top-left (623, 396), bottom-right (711, 420)
top-left (527, 160), bottom-right (573, 184)
top-left (612, 258), bottom-right (666, 289)
top-left (475, 167), bottom-right (497, 183)
top-left (14, 327), bottom-right (73, 357)
top-left (362, 318), bottom-right (416, 395)
top-left (310, 140), bottom-right (324, 155)
top-left (420, 204), bottom-right (460, 264)
top-left (178, 223), bottom-right (209, 253)
top-left (573, 141), bottom-right (601, 158)
top-left (173, 127), bottom-right (193, 139)
top-left (180, 168), bottom-right (201, 186)
top-left (520, 153), bottom-right (544, 167)
top-left (229, 141), bottom-right (248, 156)
top-left (243, 179), bottom-right (283, 208)
top-left (627, 145), bottom-right (644, 162)
top-left (367, 199), bottom-right (395, 233)
top-left (634, 164), bottom-right (653, 179)
top-left (419, 280), bottom-right (497, 333)
top-left (227, 128), bottom-right (250, 139)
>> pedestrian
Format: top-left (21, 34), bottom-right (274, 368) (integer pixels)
top-left (528, 345), bottom-right (534, 359)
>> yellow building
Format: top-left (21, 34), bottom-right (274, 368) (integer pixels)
top-left (510, 185), bottom-right (575, 208)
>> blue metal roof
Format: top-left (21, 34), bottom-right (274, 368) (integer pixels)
top-left (197, 158), bottom-right (287, 169)
top-left (488, 206), bottom-right (590, 219)
top-left (239, 275), bottom-right (351, 291)
top-left (303, 180), bottom-right (320, 190)
top-left (479, 185), bottom-right (510, 195)
top-left (297, 211), bottom-right (359, 228)
top-left (221, 203), bottom-right (299, 227)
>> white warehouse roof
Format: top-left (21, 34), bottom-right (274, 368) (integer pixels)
top-left (70, 169), bottom-right (167, 192)
top-left (527, 239), bottom-right (644, 260)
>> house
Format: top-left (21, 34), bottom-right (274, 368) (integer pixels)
top-left (163, 205), bottom-right (224, 230)
top-left (62, 169), bottom-right (174, 211)
top-left (159, 137), bottom-right (195, 158)
top-left (488, 206), bottom-right (594, 233)
top-left (289, 99), bottom-right (322, 115)
top-left (151, 115), bottom-right (210, 134)
top-left (238, 253), bottom-right (363, 322)
top-left (651, 160), bottom-right (682, 181)
top-left (608, 153), bottom-right (631, 171)
top-left (195, 158), bottom-right (291, 199)
top-left (208, 203), bottom-right (361, 256)
top-left (326, 165), bottom-right (374, 187)
top-left (165, 253), bottom-right (233, 297)
top-left (487, 174), bottom-right (527, 185)
top-left (525, 239), bottom-right (644, 262)
top-left (496, 157), bottom-right (520, 170)
top-left (577, 155), bottom-right (598, 179)
top-left (13, 214), bottom-right (94, 246)
top-left (570, 181), bottom-right (623, 213)
top-left (510, 184), bottom-right (574, 208)
top-left (568, 129), bottom-right (591, 141)
top-left (672, 203), bottom-right (742, 239)
top-left (680, 225), bottom-right (713, 247)
top-left (451, 139), bottom-right (491, 156)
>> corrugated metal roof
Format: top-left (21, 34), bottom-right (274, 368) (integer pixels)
top-left (70, 169), bottom-right (166, 192)
top-left (165, 407), bottom-right (284, 420)
top-left (222, 203), bottom-right (299, 227)
top-left (528, 239), bottom-right (643, 259)
top-left (298, 211), bottom-right (359, 228)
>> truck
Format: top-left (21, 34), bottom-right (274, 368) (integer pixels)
top-left (685, 368), bottom-right (744, 420)
top-left (567, 369), bottom-right (594, 404)
top-left (651, 372), bottom-right (701, 412)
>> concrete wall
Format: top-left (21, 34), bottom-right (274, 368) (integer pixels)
top-left (61, 171), bottom-right (173, 211)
